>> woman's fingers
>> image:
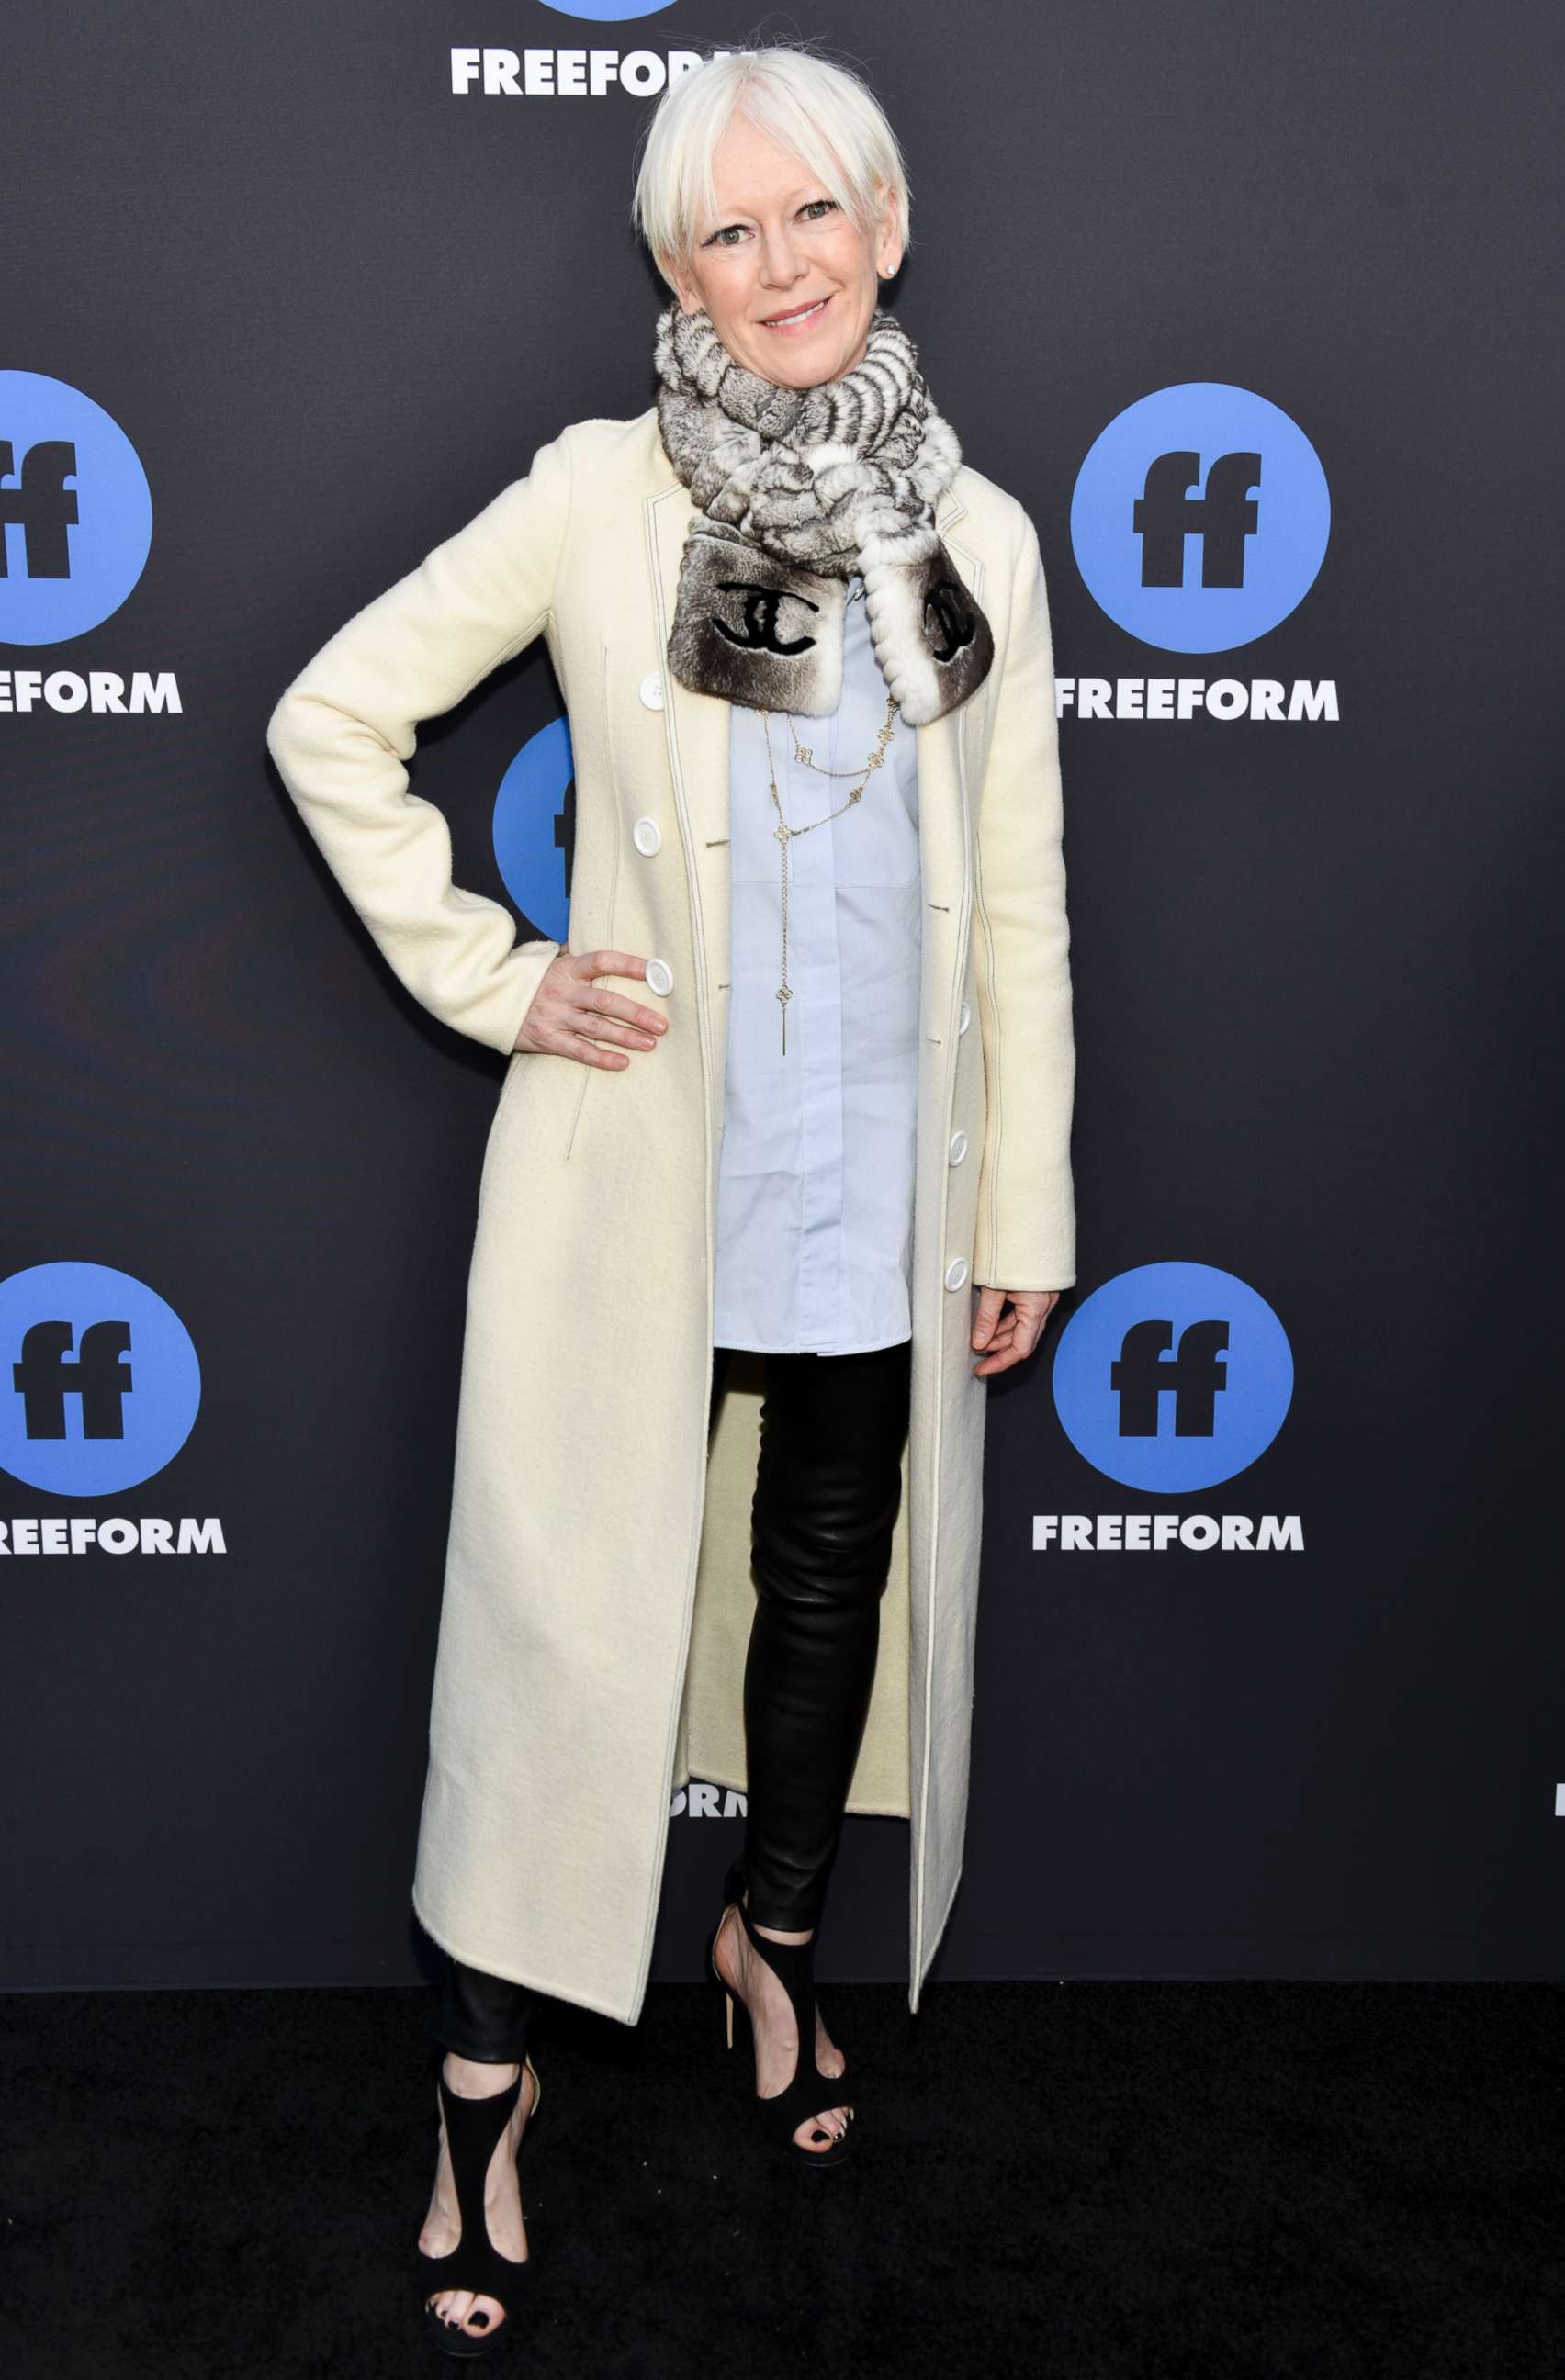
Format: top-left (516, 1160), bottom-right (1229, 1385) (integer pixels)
top-left (567, 1030), bottom-right (641, 1070)
top-left (571, 949), bottom-right (668, 1035)
top-left (972, 1288), bottom-right (1059, 1375)
top-left (570, 1005), bottom-right (662, 1049)
top-left (563, 988), bottom-right (668, 1066)
top-left (575, 991), bottom-right (668, 1039)
top-left (971, 1285), bottom-right (1008, 1347)
top-left (518, 948), bottom-right (671, 1063)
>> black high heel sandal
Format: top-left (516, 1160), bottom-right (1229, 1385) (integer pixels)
top-left (704, 1860), bottom-right (854, 2169)
top-left (416, 2055), bottom-right (541, 2358)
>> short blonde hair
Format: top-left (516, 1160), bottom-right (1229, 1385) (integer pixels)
top-left (630, 40), bottom-right (913, 285)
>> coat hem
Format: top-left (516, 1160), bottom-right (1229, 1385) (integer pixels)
top-left (411, 1887), bottom-right (641, 2029)
top-left (908, 1858), bottom-right (964, 2015)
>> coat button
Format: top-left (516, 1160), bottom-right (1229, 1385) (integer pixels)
top-left (948, 1130), bottom-right (968, 1165)
top-left (944, 1257), bottom-right (969, 1292)
top-left (958, 999), bottom-right (973, 1036)
top-left (632, 816), bottom-right (662, 855)
top-left (639, 668), bottom-right (665, 710)
top-left (646, 957), bottom-right (674, 996)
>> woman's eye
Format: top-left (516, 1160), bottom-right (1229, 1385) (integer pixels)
top-left (705, 198), bottom-right (839, 248)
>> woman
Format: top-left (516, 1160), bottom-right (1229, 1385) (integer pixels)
top-left (265, 39), bottom-right (1075, 2353)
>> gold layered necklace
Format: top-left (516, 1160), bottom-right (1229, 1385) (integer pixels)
top-left (759, 687), bottom-right (899, 1054)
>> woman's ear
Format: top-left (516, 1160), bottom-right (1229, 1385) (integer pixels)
top-left (873, 184), bottom-right (905, 280)
top-left (655, 250), bottom-right (687, 310)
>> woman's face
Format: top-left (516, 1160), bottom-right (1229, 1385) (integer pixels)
top-left (667, 112), bottom-right (902, 390)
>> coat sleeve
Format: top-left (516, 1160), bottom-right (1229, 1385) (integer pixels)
top-left (265, 426), bottom-right (574, 1057)
top-left (969, 503), bottom-right (1077, 1293)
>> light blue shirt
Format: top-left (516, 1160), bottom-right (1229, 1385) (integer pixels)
top-left (713, 576), bottom-right (921, 1355)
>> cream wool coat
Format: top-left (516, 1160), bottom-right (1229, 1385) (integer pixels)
top-left (265, 403), bottom-right (1075, 2026)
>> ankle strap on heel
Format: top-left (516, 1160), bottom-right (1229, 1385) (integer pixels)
top-left (712, 1869), bottom-right (851, 2164)
top-left (734, 1897), bottom-right (816, 1981)
top-left (436, 2064), bottom-right (523, 2174)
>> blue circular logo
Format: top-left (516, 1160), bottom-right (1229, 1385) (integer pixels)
top-left (0, 372), bottom-right (153, 646)
top-left (1052, 1262), bottom-right (1292, 1492)
top-left (0, 1263), bottom-right (202, 1496)
top-left (493, 714), bottom-right (574, 943)
top-left (1070, 384), bottom-right (1329, 652)
top-left (535, 2), bottom-right (678, 18)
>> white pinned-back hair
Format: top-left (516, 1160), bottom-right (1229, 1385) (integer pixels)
top-left (630, 41), bottom-right (913, 284)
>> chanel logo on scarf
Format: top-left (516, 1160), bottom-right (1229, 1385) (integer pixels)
top-left (715, 580), bottom-right (820, 657)
top-left (926, 576), bottom-right (975, 662)
top-left (653, 300), bottom-right (994, 724)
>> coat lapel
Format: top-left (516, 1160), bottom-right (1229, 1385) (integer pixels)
top-left (646, 479), bottom-right (732, 995)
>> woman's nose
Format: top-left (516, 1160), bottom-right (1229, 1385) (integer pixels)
top-left (758, 230), bottom-right (805, 286)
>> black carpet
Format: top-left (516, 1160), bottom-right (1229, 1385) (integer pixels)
top-left (3, 1978), bottom-right (1562, 2378)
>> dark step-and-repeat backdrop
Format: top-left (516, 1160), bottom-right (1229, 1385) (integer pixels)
top-left (4, 5), bottom-right (1560, 1993)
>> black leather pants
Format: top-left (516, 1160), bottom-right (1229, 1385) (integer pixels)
top-left (430, 1336), bottom-right (913, 2062)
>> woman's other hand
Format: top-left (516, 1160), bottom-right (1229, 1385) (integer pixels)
top-left (512, 949), bottom-right (670, 1069)
top-left (971, 1286), bottom-right (1061, 1377)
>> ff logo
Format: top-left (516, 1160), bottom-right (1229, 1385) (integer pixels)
top-left (0, 372), bottom-right (153, 646)
top-left (535, 2), bottom-right (678, 16)
top-left (493, 714), bottom-right (573, 945)
top-left (1070, 384), bottom-right (1330, 652)
top-left (1052, 1262), bottom-right (1292, 1492)
top-left (0, 1262), bottom-right (200, 1497)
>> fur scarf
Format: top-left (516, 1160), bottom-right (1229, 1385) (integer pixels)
top-left (652, 299), bottom-right (993, 724)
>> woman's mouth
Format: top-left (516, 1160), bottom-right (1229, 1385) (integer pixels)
top-left (760, 294), bottom-right (832, 332)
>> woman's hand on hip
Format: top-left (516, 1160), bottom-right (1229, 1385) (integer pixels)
top-left (971, 1286), bottom-right (1061, 1377)
top-left (512, 949), bottom-right (670, 1068)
